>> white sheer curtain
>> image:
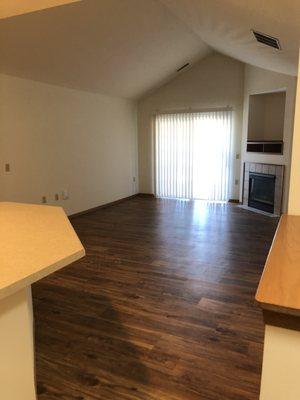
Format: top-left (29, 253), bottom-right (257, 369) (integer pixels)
top-left (155, 110), bottom-right (233, 202)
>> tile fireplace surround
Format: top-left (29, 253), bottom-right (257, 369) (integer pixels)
top-left (243, 162), bottom-right (284, 216)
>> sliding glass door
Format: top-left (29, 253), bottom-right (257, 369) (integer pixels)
top-left (155, 110), bottom-right (232, 202)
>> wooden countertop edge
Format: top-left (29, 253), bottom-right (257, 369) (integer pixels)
top-left (256, 213), bottom-right (300, 318)
top-left (0, 248), bottom-right (85, 301)
top-left (255, 300), bottom-right (300, 318)
top-left (255, 216), bottom-right (282, 304)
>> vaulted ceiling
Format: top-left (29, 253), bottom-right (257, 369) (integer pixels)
top-left (0, 0), bottom-right (299, 99)
top-left (0, 0), bottom-right (210, 99)
top-left (161, 0), bottom-right (300, 77)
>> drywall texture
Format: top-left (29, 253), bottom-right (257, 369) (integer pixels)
top-left (138, 52), bottom-right (245, 199)
top-left (240, 65), bottom-right (297, 212)
top-left (288, 54), bottom-right (300, 215)
top-left (0, 74), bottom-right (138, 215)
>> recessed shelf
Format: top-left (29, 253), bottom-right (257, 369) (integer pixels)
top-left (247, 91), bottom-right (286, 153)
top-left (247, 140), bottom-right (283, 154)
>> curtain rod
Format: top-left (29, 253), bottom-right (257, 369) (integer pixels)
top-left (153, 106), bottom-right (233, 116)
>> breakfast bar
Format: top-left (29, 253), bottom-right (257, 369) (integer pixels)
top-left (256, 214), bottom-right (300, 400)
top-left (0, 202), bottom-right (85, 400)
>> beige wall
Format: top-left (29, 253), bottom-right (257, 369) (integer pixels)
top-left (0, 74), bottom-right (138, 215)
top-left (288, 54), bottom-right (300, 215)
top-left (138, 52), bottom-right (245, 199)
top-left (260, 324), bottom-right (300, 400)
top-left (240, 65), bottom-right (297, 212)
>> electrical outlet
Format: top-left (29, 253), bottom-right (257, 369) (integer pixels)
top-left (42, 196), bottom-right (47, 204)
top-left (5, 163), bottom-right (10, 172)
top-left (55, 194), bottom-right (59, 201)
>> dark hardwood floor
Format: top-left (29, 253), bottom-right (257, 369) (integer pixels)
top-left (32, 196), bottom-right (278, 400)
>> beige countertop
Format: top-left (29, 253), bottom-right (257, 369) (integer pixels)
top-left (0, 202), bottom-right (85, 300)
top-left (256, 214), bottom-right (300, 315)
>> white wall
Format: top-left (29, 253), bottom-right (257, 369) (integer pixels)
top-left (138, 52), bottom-right (245, 199)
top-left (0, 74), bottom-right (138, 215)
top-left (240, 65), bottom-right (297, 212)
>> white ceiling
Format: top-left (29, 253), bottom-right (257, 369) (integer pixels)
top-left (0, 0), bottom-right (210, 99)
top-left (0, 0), bottom-right (299, 99)
top-left (160, 0), bottom-right (300, 77)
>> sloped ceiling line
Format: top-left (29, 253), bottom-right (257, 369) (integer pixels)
top-left (0, 0), bottom-right (298, 100)
top-left (159, 0), bottom-right (299, 77)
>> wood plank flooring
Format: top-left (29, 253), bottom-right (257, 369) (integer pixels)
top-left (32, 197), bottom-right (279, 400)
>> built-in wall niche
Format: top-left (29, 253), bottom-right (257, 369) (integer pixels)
top-left (247, 91), bottom-right (286, 154)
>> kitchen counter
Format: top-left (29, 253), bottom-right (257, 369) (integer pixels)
top-left (0, 202), bottom-right (85, 400)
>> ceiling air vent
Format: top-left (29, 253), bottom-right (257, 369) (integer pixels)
top-left (252, 30), bottom-right (281, 50)
top-left (177, 63), bottom-right (190, 72)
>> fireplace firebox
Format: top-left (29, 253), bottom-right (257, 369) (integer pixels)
top-left (243, 163), bottom-right (284, 216)
top-left (248, 172), bottom-right (276, 213)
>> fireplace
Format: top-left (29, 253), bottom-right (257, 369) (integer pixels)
top-left (242, 162), bottom-right (284, 216)
top-left (248, 173), bottom-right (276, 213)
